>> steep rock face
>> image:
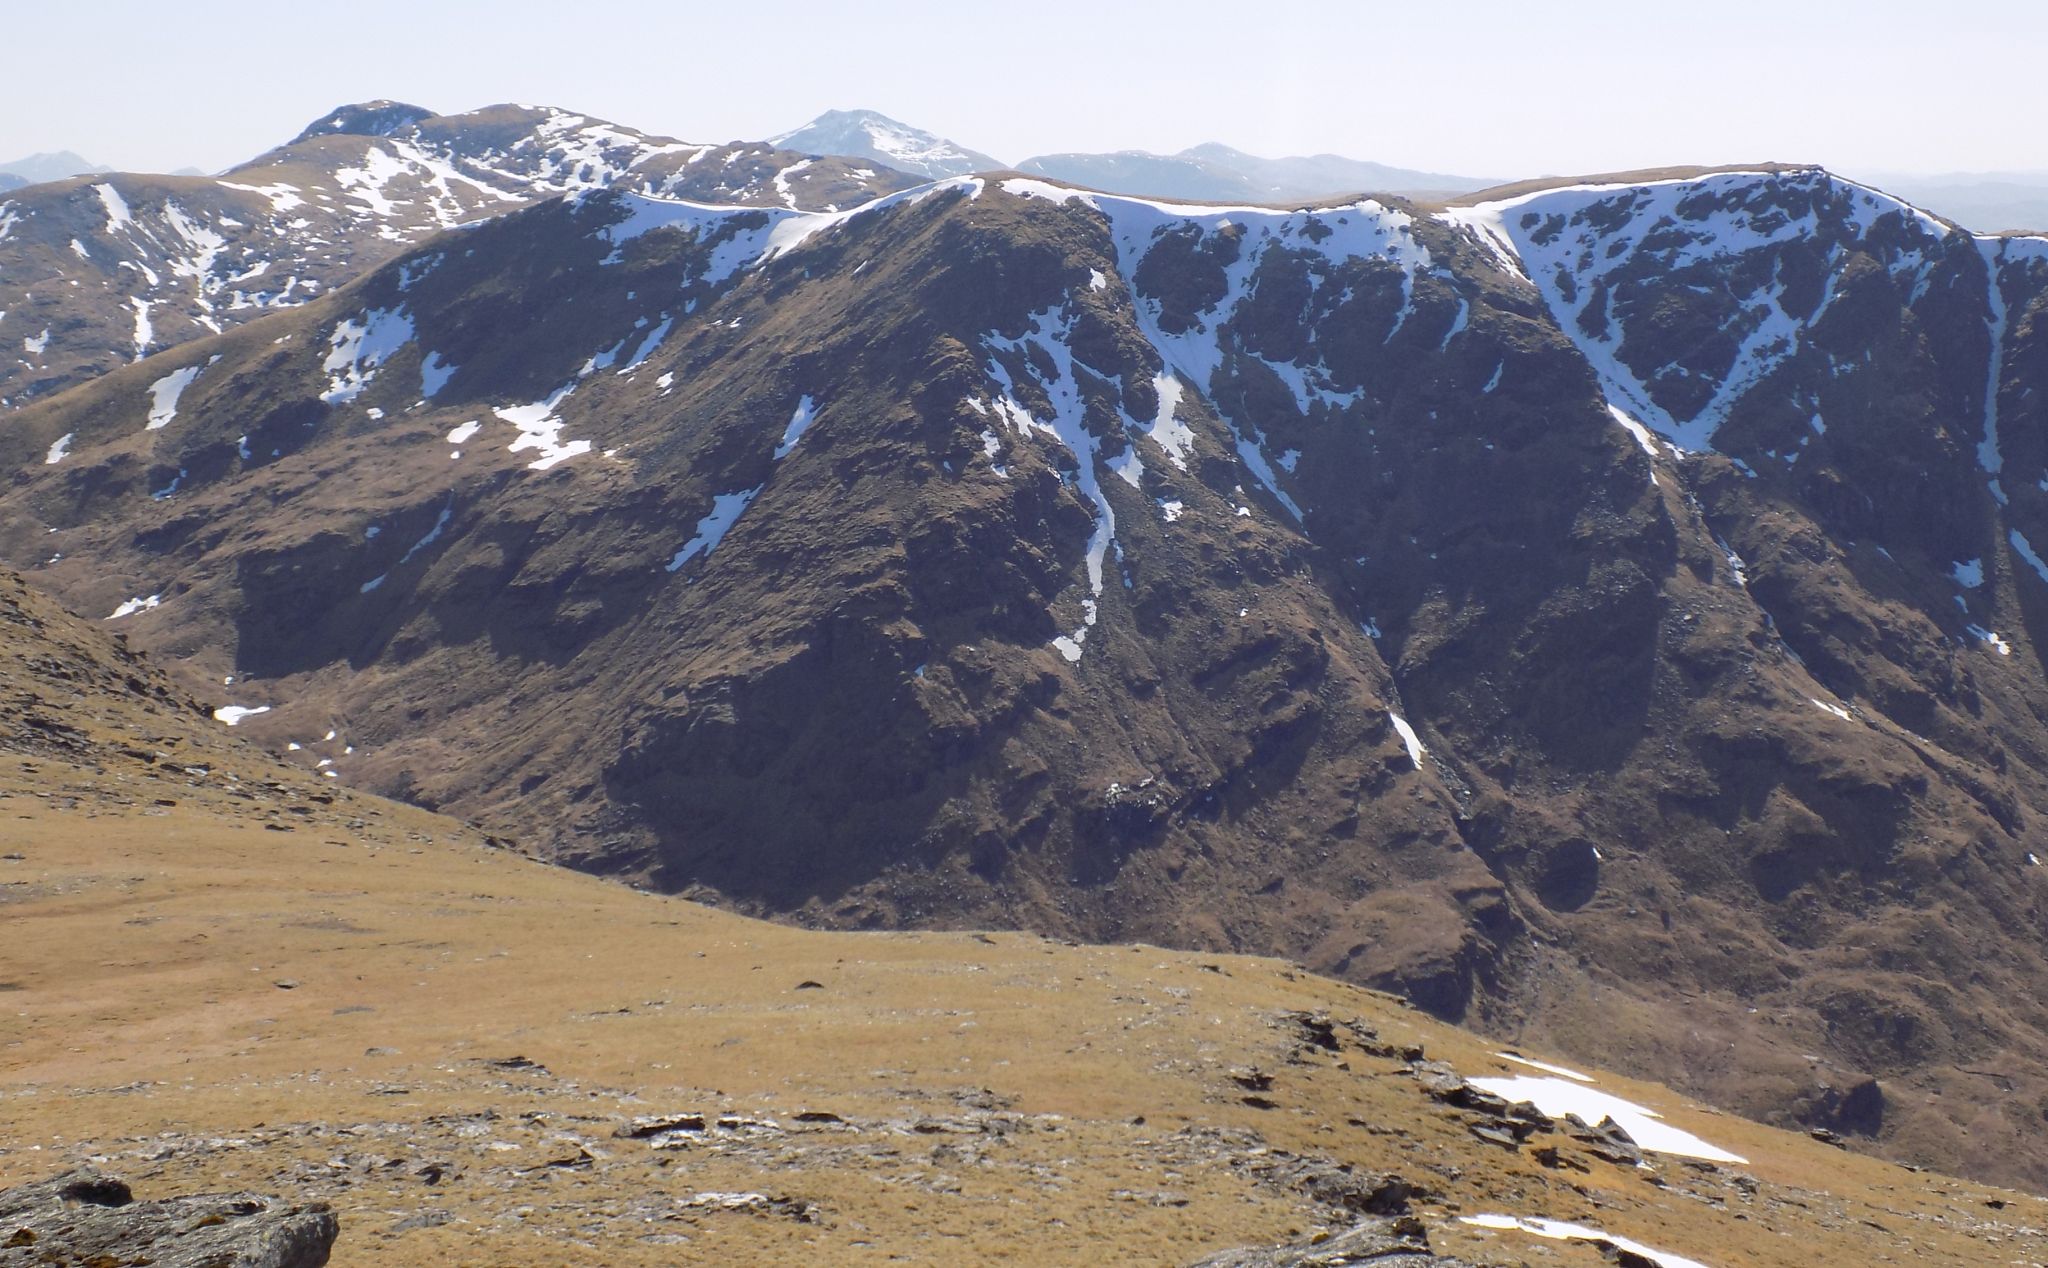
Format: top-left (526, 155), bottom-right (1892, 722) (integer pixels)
top-left (7, 168), bottom-right (2048, 1187)
top-left (0, 103), bottom-right (916, 408)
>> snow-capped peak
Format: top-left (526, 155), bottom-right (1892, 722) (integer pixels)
top-left (769, 109), bottom-right (1002, 180)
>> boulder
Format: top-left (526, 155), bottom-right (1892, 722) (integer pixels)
top-left (0, 1167), bottom-right (336, 1267)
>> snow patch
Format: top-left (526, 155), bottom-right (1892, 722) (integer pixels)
top-left (218, 181), bottom-right (305, 213)
top-left (1495, 1052), bottom-right (1593, 1082)
top-left (396, 503), bottom-right (453, 568)
top-left (321, 308), bottom-right (414, 405)
top-left (774, 395), bottom-right (816, 459)
top-left (980, 428), bottom-right (1008, 478)
top-left (212, 705), bottom-right (271, 726)
top-left (1460, 1215), bottom-right (1711, 1268)
top-left (983, 308), bottom-right (1118, 660)
top-left (1465, 1075), bottom-right (1747, 1164)
top-left (668, 488), bottom-right (762, 570)
top-left (44, 433), bottom-right (71, 465)
top-left (1107, 444), bottom-right (1144, 489)
top-left (1389, 713), bottom-right (1425, 768)
top-left (146, 364), bottom-right (203, 430)
top-left (419, 351), bottom-right (456, 398)
top-left (129, 298), bottom-right (153, 359)
top-left (1144, 373), bottom-right (1194, 471)
top-left (108, 595), bottom-right (161, 620)
top-left (618, 314), bottom-right (674, 371)
top-left (494, 386), bottom-right (591, 470)
top-left (2010, 529), bottom-right (2048, 585)
top-left (93, 183), bottom-right (131, 232)
top-left (1967, 624), bottom-right (2012, 655)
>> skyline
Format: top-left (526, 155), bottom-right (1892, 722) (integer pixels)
top-left (5, 0), bottom-right (2047, 182)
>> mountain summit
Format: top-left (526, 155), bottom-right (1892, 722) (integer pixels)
top-left (288, 98), bottom-right (439, 144)
top-left (770, 108), bottom-right (1002, 179)
top-left (0, 149), bottom-right (106, 186)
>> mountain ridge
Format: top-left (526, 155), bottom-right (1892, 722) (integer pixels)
top-left (10, 158), bottom-right (2048, 1192)
top-left (0, 102), bottom-right (917, 407)
top-left (767, 108), bottom-right (1501, 202)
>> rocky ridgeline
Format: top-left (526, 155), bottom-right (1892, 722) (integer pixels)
top-left (0, 101), bottom-right (914, 407)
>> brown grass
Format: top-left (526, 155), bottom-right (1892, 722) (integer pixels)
top-left (1, 756), bottom-right (2042, 1265)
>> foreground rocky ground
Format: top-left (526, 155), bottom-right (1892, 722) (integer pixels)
top-left (3, 772), bottom-right (2044, 1264)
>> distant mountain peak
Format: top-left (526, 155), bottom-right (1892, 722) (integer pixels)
top-left (769, 108), bottom-right (1002, 180)
top-left (1017, 142), bottom-right (1498, 203)
top-left (291, 100), bottom-right (439, 145)
top-left (0, 149), bottom-right (107, 187)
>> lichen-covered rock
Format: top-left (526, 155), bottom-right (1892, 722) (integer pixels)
top-left (0, 1168), bottom-right (337, 1268)
top-left (1186, 1215), bottom-right (1478, 1267)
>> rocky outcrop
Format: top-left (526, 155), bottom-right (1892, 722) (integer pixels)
top-left (0, 1168), bottom-right (337, 1267)
top-left (1186, 1216), bottom-right (1477, 1267)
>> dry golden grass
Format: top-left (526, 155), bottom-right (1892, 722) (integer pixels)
top-left (2, 754), bottom-right (2043, 1265)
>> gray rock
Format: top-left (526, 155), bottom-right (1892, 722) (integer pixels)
top-left (0, 1167), bottom-right (336, 1267)
top-left (1186, 1215), bottom-right (1479, 1266)
top-left (1564, 1112), bottom-right (1647, 1166)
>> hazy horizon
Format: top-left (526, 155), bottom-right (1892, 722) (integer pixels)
top-left (5, 0), bottom-right (2045, 182)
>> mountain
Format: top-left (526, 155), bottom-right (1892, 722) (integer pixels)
top-left (0, 102), bottom-right (916, 407)
top-left (0, 173), bottom-right (25, 193)
top-left (11, 162), bottom-right (2048, 1193)
top-left (763, 110), bottom-right (1499, 202)
top-left (0, 148), bottom-right (106, 185)
top-left (770, 108), bottom-right (1002, 179)
top-left (1183, 143), bottom-right (1498, 199)
top-left (1015, 148), bottom-right (1261, 202)
top-left (1854, 170), bottom-right (2048, 233)
top-left (1, 564), bottom-right (2040, 1264)
top-left (1020, 144), bottom-right (1496, 202)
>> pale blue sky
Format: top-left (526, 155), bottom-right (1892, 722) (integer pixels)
top-left (5, 0), bottom-right (2043, 179)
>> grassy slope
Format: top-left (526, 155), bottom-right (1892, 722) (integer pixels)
top-left (2, 778), bottom-right (2042, 1265)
